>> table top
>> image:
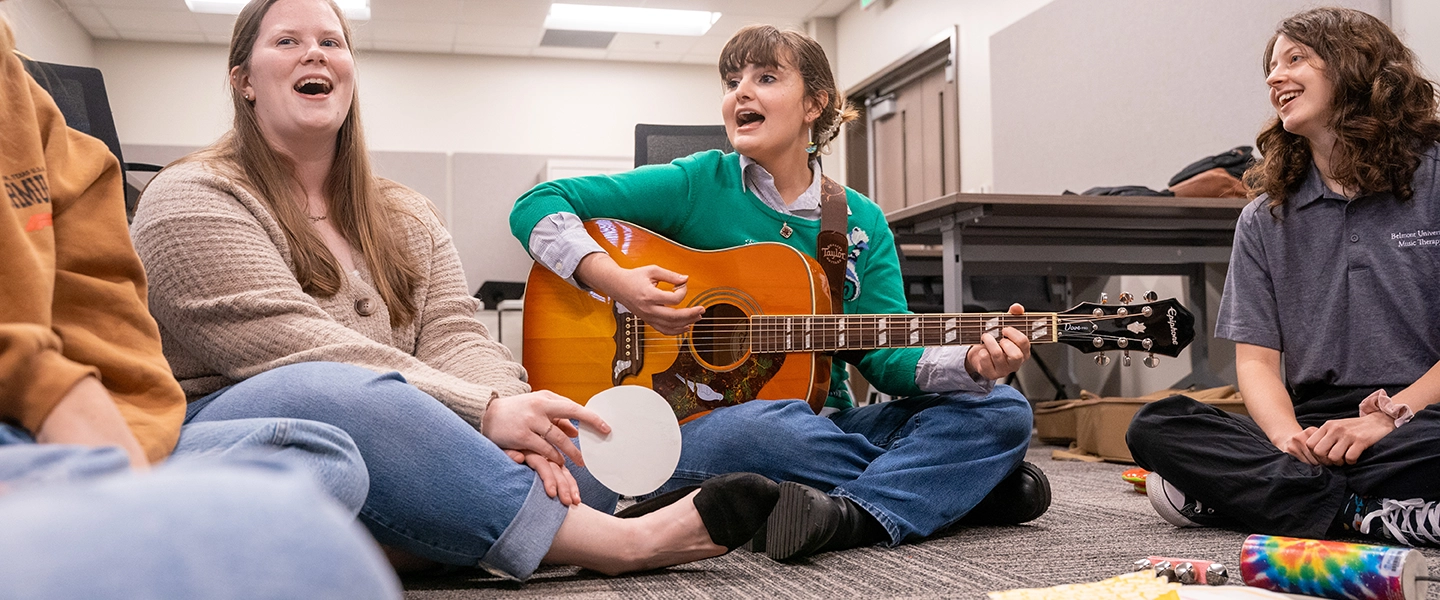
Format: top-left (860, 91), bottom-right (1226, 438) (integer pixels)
top-left (887, 192), bottom-right (1250, 247)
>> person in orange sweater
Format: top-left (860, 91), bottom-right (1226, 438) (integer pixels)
top-left (0, 10), bottom-right (400, 598)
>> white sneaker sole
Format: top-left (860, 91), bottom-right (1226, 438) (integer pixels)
top-left (1145, 472), bottom-right (1200, 528)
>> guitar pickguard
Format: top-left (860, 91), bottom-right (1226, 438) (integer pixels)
top-left (653, 350), bottom-right (785, 422)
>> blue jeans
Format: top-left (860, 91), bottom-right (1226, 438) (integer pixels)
top-left (187, 362), bottom-right (580, 580)
top-left (634, 387), bottom-right (1033, 544)
top-left (0, 425), bottom-right (400, 600)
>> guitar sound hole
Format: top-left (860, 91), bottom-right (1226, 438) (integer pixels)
top-left (692, 303), bottom-right (748, 369)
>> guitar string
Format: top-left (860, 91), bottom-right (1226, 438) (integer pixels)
top-left (620, 313), bottom-right (1149, 340)
top-left (630, 332), bottom-right (1162, 353)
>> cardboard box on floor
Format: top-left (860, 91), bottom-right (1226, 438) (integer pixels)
top-left (1036, 386), bottom-right (1248, 464)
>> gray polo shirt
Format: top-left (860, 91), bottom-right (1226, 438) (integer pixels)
top-left (1215, 142), bottom-right (1440, 400)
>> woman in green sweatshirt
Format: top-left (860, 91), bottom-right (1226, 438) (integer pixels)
top-left (512, 24), bottom-right (1050, 560)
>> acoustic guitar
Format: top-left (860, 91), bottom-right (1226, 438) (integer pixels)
top-left (523, 219), bottom-right (1196, 422)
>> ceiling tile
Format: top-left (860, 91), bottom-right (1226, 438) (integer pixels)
top-left (810, 0), bottom-right (853, 18)
top-left (64, 5), bottom-right (118, 37)
top-left (191, 12), bottom-right (236, 36)
top-left (355, 19), bottom-right (456, 44)
top-left (89, 0), bottom-right (185, 8)
top-left (455, 23), bottom-right (542, 47)
top-left (457, 0), bottom-right (549, 26)
top-left (607, 32), bottom-right (699, 54)
top-left (54, 0), bottom-right (844, 64)
top-left (101, 6), bottom-right (199, 34)
top-left (371, 0), bottom-right (462, 23)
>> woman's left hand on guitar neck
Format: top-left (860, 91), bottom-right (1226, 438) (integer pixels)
top-left (963, 303), bottom-right (1032, 381)
top-left (576, 253), bottom-right (705, 335)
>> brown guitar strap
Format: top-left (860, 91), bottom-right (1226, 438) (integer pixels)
top-left (817, 176), bottom-right (848, 313)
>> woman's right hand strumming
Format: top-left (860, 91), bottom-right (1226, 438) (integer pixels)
top-left (575, 253), bottom-right (705, 336)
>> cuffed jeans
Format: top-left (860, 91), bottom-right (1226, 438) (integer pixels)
top-left (622, 386), bottom-right (1034, 544)
top-left (186, 362), bottom-right (578, 580)
top-left (0, 425), bottom-right (399, 600)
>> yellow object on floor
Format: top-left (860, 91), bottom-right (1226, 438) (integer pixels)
top-left (988, 571), bottom-right (1182, 599)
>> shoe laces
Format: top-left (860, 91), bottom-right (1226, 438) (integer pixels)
top-left (1360, 497), bottom-right (1440, 547)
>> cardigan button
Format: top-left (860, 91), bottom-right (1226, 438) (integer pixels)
top-left (355, 298), bottom-right (376, 317)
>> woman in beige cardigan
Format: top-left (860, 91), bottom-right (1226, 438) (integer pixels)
top-left (131, 0), bottom-right (776, 580)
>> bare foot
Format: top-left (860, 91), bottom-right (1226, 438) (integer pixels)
top-left (625, 489), bottom-right (727, 571)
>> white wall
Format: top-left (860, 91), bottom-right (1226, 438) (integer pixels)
top-left (834, 0), bottom-right (1055, 193)
top-left (95, 40), bottom-right (722, 157)
top-left (989, 0), bottom-right (1388, 195)
top-left (1393, 0), bottom-right (1440, 79)
top-left (0, 0), bottom-right (93, 67)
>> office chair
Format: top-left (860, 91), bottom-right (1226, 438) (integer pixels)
top-left (634, 124), bottom-right (733, 168)
top-left (21, 57), bottom-right (161, 221)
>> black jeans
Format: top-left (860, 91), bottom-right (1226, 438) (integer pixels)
top-left (1126, 388), bottom-right (1440, 538)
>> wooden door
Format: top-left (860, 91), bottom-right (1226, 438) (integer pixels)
top-left (868, 61), bottom-right (958, 212)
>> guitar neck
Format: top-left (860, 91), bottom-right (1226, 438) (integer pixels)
top-left (746, 313), bottom-right (1059, 354)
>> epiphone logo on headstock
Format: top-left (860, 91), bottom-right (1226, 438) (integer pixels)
top-left (1167, 308), bottom-right (1179, 345)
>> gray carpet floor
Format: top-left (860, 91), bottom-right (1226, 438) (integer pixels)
top-left (402, 442), bottom-right (1439, 599)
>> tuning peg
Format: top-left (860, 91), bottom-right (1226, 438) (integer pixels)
top-left (1094, 354), bottom-right (1111, 366)
top-left (1144, 290), bottom-right (1158, 302)
top-left (1117, 338), bottom-right (1129, 348)
top-left (1100, 292), bottom-right (1109, 304)
top-left (1117, 306), bottom-right (1129, 317)
top-left (1091, 337), bottom-right (1104, 348)
top-left (1144, 353), bottom-right (1160, 368)
top-left (1122, 350), bottom-right (1132, 367)
top-left (1142, 338), bottom-right (1154, 350)
top-left (1119, 292), bottom-right (1133, 304)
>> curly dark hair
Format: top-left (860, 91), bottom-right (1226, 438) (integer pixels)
top-left (1245, 7), bottom-right (1440, 211)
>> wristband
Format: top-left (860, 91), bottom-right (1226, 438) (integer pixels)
top-left (1358, 389), bottom-right (1414, 428)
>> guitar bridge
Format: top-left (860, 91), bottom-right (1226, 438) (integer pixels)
top-left (611, 302), bottom-right (644, 385)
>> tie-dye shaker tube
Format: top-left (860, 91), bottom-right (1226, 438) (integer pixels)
top-left (1239, 534), bottom-right (1428, 600)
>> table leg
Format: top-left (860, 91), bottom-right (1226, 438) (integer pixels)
top-left (940, 215), bottom-right (962, 313)
top-left (1171, 264), bottom-right (1228, 390)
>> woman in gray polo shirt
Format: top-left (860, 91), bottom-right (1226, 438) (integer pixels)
top-left (1127, 6), bottom-right (1440, 547)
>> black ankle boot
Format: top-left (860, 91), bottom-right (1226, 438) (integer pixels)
top-left (615, 473), bottom-right (780, 551)
top-left (958, 461), bottom-right (1052, 526)
top-left (764, 482), bottom-right (888, 561)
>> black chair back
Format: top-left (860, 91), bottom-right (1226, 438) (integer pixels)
top-left (22, 59), bottom-right (126, 166)
top-left (633, 124), bottom-right (733, 168)
top-left (21, 58), bottom-right (159, 220)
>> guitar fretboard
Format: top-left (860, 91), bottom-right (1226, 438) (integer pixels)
top-left (748, 313), bottom-right (1058, 353)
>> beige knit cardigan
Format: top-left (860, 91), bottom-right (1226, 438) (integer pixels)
top-left (130, 161), bottom-right (528, 428)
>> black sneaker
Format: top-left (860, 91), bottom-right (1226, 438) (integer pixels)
top-left (1145, 472), bottom-right (1230, 528)
top-left (1358, 497), bottom-right (1440, 547)
top-left (958, 461), bottom-right (1052, 526)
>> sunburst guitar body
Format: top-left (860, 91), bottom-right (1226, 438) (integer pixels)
top-left (523, 219), bottom-right (1195, 423)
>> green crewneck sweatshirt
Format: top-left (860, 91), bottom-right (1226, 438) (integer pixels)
top-left (511, 150), bottom-right (924, 408)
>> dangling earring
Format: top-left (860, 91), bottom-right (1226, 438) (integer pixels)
top-left (805, 127), bottom-right (818, 155)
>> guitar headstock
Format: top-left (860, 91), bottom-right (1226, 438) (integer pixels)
top-left (1055, 293), bottom-right (1195, 365)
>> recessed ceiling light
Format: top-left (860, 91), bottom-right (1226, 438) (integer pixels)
top-left (544, 3), bottom-right (721, 37)
top-left (184, 0), bottom-right (371, 21)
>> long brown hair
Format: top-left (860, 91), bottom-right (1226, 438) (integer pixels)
top-left (187, 0), bottom-right (420, 327)
top-left (1247, 7), bottom-right (1440, 210)
top-left (719, 25), bottom-right (859, 155)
